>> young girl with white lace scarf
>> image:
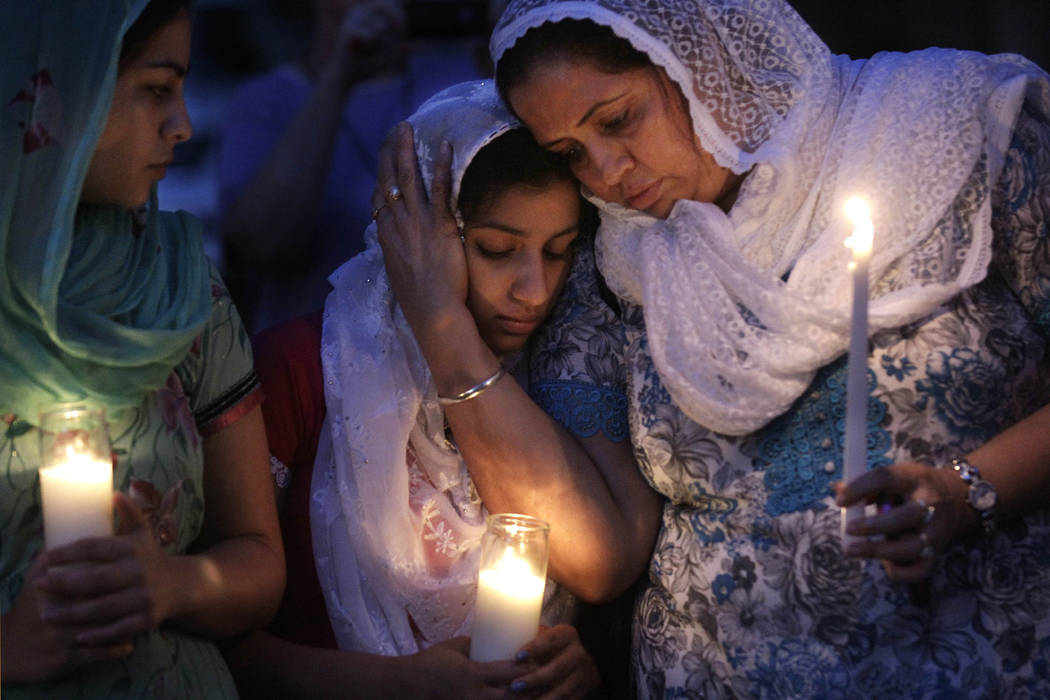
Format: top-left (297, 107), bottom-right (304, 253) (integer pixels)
top-left (226, 80), bottom-right (659, 698)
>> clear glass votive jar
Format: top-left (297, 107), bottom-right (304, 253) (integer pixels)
top-left (38, 402), bottom-right (114, 550)
top-left (469, 513), bottom-right (550, 662)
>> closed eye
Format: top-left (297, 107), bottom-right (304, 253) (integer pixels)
top-left (475, 244), bottom-right (513, 259)
top-left (599, 110), bottom-right (630, 132)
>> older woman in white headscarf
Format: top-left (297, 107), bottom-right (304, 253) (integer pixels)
top-left (439, 0), bottom-right (1050, 696)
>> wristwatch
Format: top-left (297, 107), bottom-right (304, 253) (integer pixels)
top-left (947, 456), bottom-right (998, 534)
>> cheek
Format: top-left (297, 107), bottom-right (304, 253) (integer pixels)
top-left (464, 263), bottom-right (502, 319)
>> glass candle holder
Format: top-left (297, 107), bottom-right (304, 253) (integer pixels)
top-left (38, 402), bottom-right (114, 550)
top-left (469, 513), bottom-right (550, 662)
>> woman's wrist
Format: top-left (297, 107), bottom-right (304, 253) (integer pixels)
top-left (410, 306), bottom-right (501, 397)
top-left (934, 462), bottom-right (981, 541)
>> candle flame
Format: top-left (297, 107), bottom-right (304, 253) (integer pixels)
top-left (479, 550), bottom-right (545, 598)
top-left (844, 197), bottom-right (870, 226)
top-left (844, 197), bottom-right (874, 256)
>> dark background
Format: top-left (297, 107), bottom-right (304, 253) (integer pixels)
top-left (161, 0), bottom-right (1050, 263)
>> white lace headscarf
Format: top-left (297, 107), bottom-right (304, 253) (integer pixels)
top-left (491, 0), bottom-right (1050, 435)
top-left (312, 80), bottom-right (573, 655)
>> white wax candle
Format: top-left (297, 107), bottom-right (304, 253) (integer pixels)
top-left (470, 552), bottom-right (546, 662)
top-left (841, 198), bottom-right (874, 547)
top-left (39, 452), bottom-right (113, 550)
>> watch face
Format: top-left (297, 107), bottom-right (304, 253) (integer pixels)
top-left (971, 481), bottom-right (997, 511)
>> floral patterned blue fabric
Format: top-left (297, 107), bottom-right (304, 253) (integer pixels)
top-left (594, 109), bottom-right (1050, 698)
top-left (528, 234), bottom-right (629, 442)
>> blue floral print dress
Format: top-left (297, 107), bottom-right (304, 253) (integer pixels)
top-left (621, 108), bottom-right (1050, 700)
top-left (1, 266), bottom-right (261, 700)
top-left (536, 108), bottom-right (1050, 699)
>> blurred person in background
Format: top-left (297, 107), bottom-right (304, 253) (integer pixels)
top-left (217, 0), bottom-right (486, 332)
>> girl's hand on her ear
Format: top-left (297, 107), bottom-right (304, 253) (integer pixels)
top-left (375, 122), bottom-right (471, 340)
top-left (0, 553), bottom-right (134, 683)
top-left (33, 492), bottom-right (179, 648)
top-left (509, 624), bottom-right (601, 699)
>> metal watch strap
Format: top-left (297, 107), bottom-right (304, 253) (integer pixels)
top-left (948, 456), bottom-right (997, 535)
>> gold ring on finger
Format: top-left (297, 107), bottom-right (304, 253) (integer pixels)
top-left (371, 203), bottom-right (388, 220)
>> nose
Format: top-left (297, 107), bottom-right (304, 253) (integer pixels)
top-left (509, 252), bottom-right (552, 308)
top-left (591, 142), bottom-right (632, 188)
top-left (163, 96), bottom-right (193, 143)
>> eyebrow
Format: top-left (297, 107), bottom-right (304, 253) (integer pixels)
top-left (540, 92), bottom-right (627, 149)
top-left (144, 60), bottom-right (189, 78)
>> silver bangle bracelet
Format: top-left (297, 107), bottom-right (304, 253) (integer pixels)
top-left (437, 366), bottom-right (507, 406)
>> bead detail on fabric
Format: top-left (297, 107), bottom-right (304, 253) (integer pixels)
top-left (757, 358), bottom-right (892, 516)
top-left (530, 380), bottom-right (629, 441)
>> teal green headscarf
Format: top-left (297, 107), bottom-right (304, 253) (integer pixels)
top-left (1, 1), bottom-right (212, 425)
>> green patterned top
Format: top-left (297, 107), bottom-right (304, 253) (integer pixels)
top-left (1, 263), bottom-right (261, 699)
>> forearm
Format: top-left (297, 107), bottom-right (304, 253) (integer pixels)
top-left (423, 312), bottom-right (659, 602)
top-left (224, 630), bottom-right (414, 699)
top-left (957, 402), bottom-right (1050, 531)
top-left (171, 406), bottom-right (284, 637)
top-left (222, 63), bottom-right (352, 266)
top-left (167, 534), bottom-right (285, 638)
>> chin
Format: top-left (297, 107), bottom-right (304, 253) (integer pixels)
top-left (482, 333), bottom-right (526, 357)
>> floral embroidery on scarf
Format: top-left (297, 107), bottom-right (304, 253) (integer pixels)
top-left (127, 478), bottom-right (182, 546)
top-left (6, 69), bottom-right (62, 153)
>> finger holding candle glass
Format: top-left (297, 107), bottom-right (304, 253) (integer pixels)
top-left (1, 554), bottom-right (133, 683)
top-left (508, 624), bottom-right (600, 699)
top-left (35, 492), bottom-right (179, 646)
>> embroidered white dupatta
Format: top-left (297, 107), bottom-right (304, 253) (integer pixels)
top-left (491, 0), bottom-right (1050, 435)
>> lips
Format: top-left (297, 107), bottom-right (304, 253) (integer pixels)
top-left (626, 180), bottom-right (662, 211)
top-left (498, 315), bottom-right (542, 335)
top-left (148, 161), bottom-right (171, 178)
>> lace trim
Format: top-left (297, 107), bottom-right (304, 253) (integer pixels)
top-left (530, 380), bottom-right (629, 442)
top-left (269, 454), bottom-right (291, 489)
top-left (757, 357), bottom-right (892, 517)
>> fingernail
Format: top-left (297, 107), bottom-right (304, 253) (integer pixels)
top-left (515, 649), bottom-right (529, 662)
top-left (511, 680), bottom-right (528, 693)
top-left (440, 140), bottom-right (451, 155)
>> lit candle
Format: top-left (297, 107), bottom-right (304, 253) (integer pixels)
top-left (38, 404), bottom-right (114, 550)
top-left (470, 514), bottom-right (549, 662)
top-left (841, 198), bottom-right (873, 548)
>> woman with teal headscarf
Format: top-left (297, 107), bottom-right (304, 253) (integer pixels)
top-left (0, 1), bottom-right (285, 696)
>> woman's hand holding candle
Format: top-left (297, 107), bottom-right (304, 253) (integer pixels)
top-left (1, 492), bottom-right (181, 682)
top-left (36, 492), bottom-right (179, 643)
top-left (508, 624), bottom-right (600, 698)
top-left (0, 545), bottom-right (134, 683)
